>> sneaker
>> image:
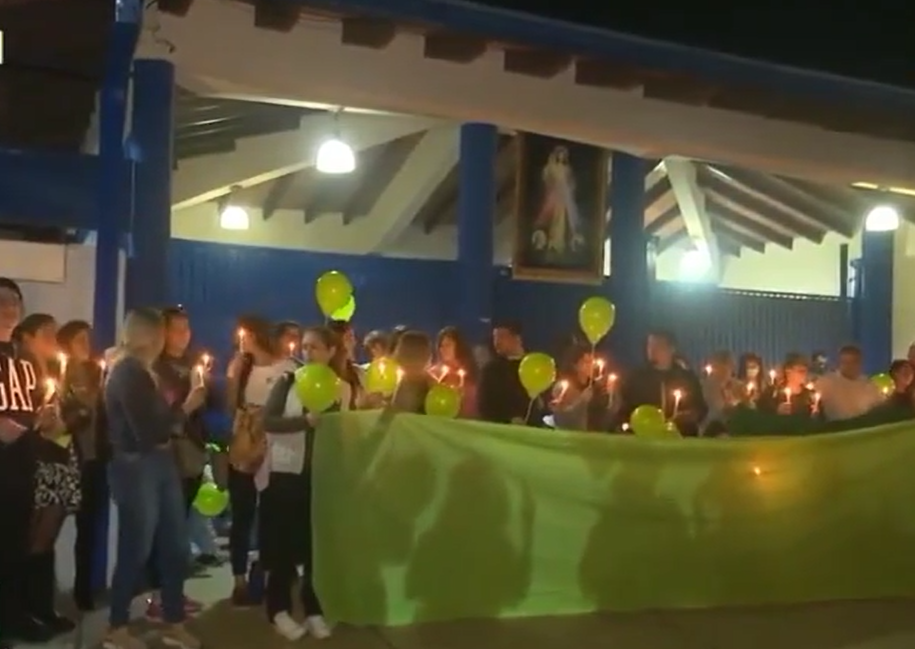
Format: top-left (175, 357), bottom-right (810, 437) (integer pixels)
top-left (160, 624), bottom-right (201, 649)
top-left (102, 627), bottom-right (148, 649)
top-left (183, 596), bottom-right (204, 615)
top-left (305, 615), bottom-right (332, 640)
top-left (145, 598), bottom-right (163, 622)
top-left (272, 612), bottom-right (306, 641)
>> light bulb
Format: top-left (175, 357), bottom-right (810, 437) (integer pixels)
top-left (316, 139), bottom-right (356, 174)
top-left (219, 204), bottom-right (249, 230)
top-left (864, 204), bottom-right (900, 232)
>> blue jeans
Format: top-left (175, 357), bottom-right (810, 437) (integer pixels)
top-left (108, 448), bottom-right (189, 627)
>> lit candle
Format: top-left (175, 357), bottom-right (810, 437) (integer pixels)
top-left (594, 358), bottom-right (605, 380)
top-left (193, 364), bottom-right (206, 387)
top-left (783, 387), bottom-right (791, 403)
top-left (57, 352), bottom-right (68, 380)
top-left (882, 386), bottom-right (890, 397)
top-left (43, 378), bottom-right (57, 405)
top-left (805, 382), bottom-right (815, 391)
top-left (769, 370), bottom-right (777, 384)
top-left (457, 368), bottom-right (466, 388)
top-left (606, 373), bottom-right (618, 392)
top-left (813, 391), bottom-right (821, 412)
top-left (672, 389), bottom-right (683, 415)
top-left (439, 365), bottom-right (450, 383)
top-left (396, 368), bottom-right (404, 384)
top-left (287, 342), bottom-right (295, 357)
top-left (200, 353), bottom-right (211, 370)
top-left (746, 381), bottom-right (755, 395)
top-left (752, 466), bottom-right (762, 476)
top-left (556, 379), bottom-right (570, 402)
top-left (237, 328), bottom-right (246, 352)
top-left (704, 364), bottom-right (712, 376)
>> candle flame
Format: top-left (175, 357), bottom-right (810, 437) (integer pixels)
top-left (752, 466), bottom-right (762, 476)
top-left (608, 373), bottom-right (617, 383)
top-left (769, 370), bottom-right (777, 381)
top-left (201, 353), bottom-right (211, 367)
top-left (805, 382), bottom-right (814, 390)
top-left (673, 389), bottom-right (682, 399)
top-left (457, 369), bottom-right (466, 378)
top-left (704, 364), bottom-right (712, 375)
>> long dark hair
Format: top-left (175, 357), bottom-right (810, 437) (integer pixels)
top-left (237, 314), bottom-right (276, 356)
top-left (436, 326), bottom-right (477, 380)
top-left (736, 352), bottom-right (765, 382)
top-left (13, 312), bottom-right (56, 343)
top-left (303, 325), bottom-right (348, 380)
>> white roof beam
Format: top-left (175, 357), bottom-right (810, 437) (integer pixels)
top-left (663, 156), bottom-right (721, 280)
top-left (171, 112), bottom-right (440, 210)
top-left (338, 125), bottom-right (459, 254)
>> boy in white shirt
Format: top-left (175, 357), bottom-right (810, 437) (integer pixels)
top-left (817, 345), bottom-right (884, 421)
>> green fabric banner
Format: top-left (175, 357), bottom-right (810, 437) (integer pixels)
top-left (312, 412), bottom-right (915, 626)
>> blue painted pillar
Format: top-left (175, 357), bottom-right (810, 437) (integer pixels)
top-left (608, 152), bottom-right (648, 371)
top-left (125, 59), bottom-right (175, 311)
top-left (859, 230), bottom-right (894, 372)
top-left (457, 123), bottom-right (497, 345)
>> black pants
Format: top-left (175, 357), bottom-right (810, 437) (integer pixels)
top-left (228, 468), bottom-right (257, 577)
top-left (0, 436), bottom-right (37, 635)
top-left (260, 472), bottom-right (321, 619)
top-left (145, 475), bottom-right (201, 591)
top-left (73, 459), bottom-right (108, 610)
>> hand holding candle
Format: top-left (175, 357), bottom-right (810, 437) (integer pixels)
top-left (237, 328), bottom-right (247, 352)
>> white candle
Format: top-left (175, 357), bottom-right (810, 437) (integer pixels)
top-left (672, 389), bottom-right (683, 415)
top-left (594, 358), bottom-right (605, 380)
top-left (43, 378), bottom-right (57, 405)
top-left (769, 369), bottom-right (777, 384)
top-left (57, 352), bottom-right (68, 380)
top-left (704, 364), bottom-right (712, 376)
top-left (606, 373), bottom-right (617, 392)
top-left (193, 364), bottom-right (206, 387)
top-left (237, 328), bottom-right (246, 352)
top-left (813, 391), bottom-right (821, 412)
top-left (457, 368), bottom-right (466, 388)
top-left (287, 342), bottom-right (295, 357)
top-left (783, 387), bottom-right (791, 403)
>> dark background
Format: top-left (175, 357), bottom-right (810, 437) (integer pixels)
top-left (474, 0), bottom-right (915, 88)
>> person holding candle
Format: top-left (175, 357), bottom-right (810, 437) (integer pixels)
top-left (882, 359), bottom-right (915, 411)
top-left (143, 307), bottom-right (211, 620)
top-left (361, 330), bottom-right (390, 367)
top-left (329, 320), bottom-right (366, 403)
top-left (257, 326), bottom-right (347, 640)
top-left (435, 326), bottom-right (478, 418)
top-left (103, 308), bottom-right (207, 649)
top-left (0, 280), bottom-right (76, 645)
top-left (700, 350), bottom-right (744, 435)
top-left (56, 320), bottom-right (109, 612)
top-left (815, 345), bottom-right (884, 422)
top-left (550, 345), bottom-right (610, 432)
top-left (757, 353), bottom-right (818, 417)
top-left (274, 321), bottom-right (302, 359)
top-left (390, 330), bottom-right (435, 414)
top-left (616, 330), bottom-right (707, 436)
top-left (13, 313), bottom-right (82, 636)
top-left (736, 352), bottom-right (769, 406)
top-left (226, 315), bottom-right (292, 606)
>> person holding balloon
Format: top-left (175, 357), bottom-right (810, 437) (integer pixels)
top-left (616, 330), bottom-right (707, 436)
top-left (478, 321), bottom-right (546, 425)
top-left (434, 326), bottom-right (478, 418)
top-left (257, 326), bottom-right (344, 641)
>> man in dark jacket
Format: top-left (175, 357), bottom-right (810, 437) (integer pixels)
top-left (617, 329), bottom-right (707, 436)
top-left (477, 321), bottom-right (546, 426)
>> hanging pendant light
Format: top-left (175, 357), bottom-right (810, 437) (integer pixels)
top-left (316, 110), bottom-right (356, 174)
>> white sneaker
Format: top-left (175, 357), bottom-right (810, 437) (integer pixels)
top-left (273, 611), bottom-right (306, 641)
top-left (305, 615), bottom-right (332, 640)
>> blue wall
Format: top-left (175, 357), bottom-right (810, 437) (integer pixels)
top-left (170, 240), bottom-right (852, 369)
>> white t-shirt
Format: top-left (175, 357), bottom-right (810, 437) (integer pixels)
top-left (242, 360), bottom-right (294, 407)
top-left (817, 371), bottom-right (884, 421)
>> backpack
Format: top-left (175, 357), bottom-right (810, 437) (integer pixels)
top-left (227, 355), bottom-right (267, 474)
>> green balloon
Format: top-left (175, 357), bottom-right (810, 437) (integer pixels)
top-left (365, 357), bottom-right (400, 398)
top-left (425, 384), bottom-right (462, 418)
top-left (871, 372), bottom-right (894, 394)
top-left (315, 270), bottom-right (353, 317)
top-left (630, 404), bottom-right (666, 438)
top-left (330, 295), bottom-right (356, 321)
top-left (294, 363), bottom-right (340, 413)
top-left (194, 482), bottom-right (229, 517)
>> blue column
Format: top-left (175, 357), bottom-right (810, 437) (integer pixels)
top-left (457, 123), bottom-right (497, 345)
top-left (91, 0), bottom-right (142, 594)
top-left (859, 230), bottom-right (894, 373)
top-left (125, 59), bottom-right (175, 311)
top-left (608, 152), bottom-right (648, 371)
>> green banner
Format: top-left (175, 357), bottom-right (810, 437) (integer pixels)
top-left (312, 412), bottom-right (915, 626)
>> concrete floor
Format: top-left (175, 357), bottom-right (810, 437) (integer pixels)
top-left (32, 563), bottom-right (915, 649)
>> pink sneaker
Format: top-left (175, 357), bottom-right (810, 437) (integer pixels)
top-left (145, 599), bottom-right (163, 622)
top-left (183, 597), bottom-right (203, 615)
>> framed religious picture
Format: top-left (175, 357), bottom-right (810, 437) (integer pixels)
top-left (512, 133), bottom-right (609, 283)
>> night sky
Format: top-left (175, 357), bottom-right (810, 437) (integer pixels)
top-left (474, 1), bottom-right (915, 88)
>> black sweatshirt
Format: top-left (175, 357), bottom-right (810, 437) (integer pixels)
top-left (617, 364), bottom-right (708, 436)
top-left (477, 355), bottom-right (547, 426)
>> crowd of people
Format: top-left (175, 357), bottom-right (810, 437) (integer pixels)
top-left (1, 273), bottom-right (913, 649)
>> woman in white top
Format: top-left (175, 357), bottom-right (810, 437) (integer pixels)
top-left (225, 316), bottom-right (292, 606)
top-left (259, 326), bottom-right (350, 641)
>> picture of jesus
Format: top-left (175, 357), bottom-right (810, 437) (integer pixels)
top-left (513, 133), bottom-right (607, 282)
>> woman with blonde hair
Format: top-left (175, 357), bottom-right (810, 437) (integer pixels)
top-left (103, 308), bottom-right (206, 649)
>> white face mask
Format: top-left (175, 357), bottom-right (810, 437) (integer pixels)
top-left (746, 366), bottom-right (760, 379)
